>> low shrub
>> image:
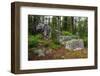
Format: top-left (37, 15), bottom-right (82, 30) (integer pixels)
top-left (49, 42), bottom-right (61, 49)
top-left (43, 41), bottom-right (50, 47)
top-left (35, 34), bottom-right (42, 39)
top-left (83, 37), bottom-right (88, 47)
top-left (28, 35), bottom-right (39, 48)
top-left (62, 31), bottom-right (73, 36)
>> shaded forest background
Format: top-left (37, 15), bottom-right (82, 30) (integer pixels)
top-left (28, 15), bottom-right (88, 48)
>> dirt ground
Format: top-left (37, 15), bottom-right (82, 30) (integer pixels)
top-left (28, 47), bottom-right (88, 61)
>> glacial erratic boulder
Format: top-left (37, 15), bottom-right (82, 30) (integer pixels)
top-left (59, 36), bottom-right (78, 45)
top-left (65, 39), bottom-right (84, 51)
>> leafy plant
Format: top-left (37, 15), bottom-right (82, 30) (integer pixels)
top-left (49, 42), bottom-right (61, 49)
top-left (62, 31), bottom-right (73, 36)
top-left (42, 40), bottom-right (50, 47)
top-left (28, 35), bottom-right (40, 48)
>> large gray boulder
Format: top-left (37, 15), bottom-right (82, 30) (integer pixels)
top-left (32, 48), bottom-right (46, 57)
top-left (59, 36), bottom-right (78, 45)
top-left (65, 39), bottom-right (84, 51)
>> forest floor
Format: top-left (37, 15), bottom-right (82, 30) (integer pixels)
top-left (28, 46), bottom-right (88, 61)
